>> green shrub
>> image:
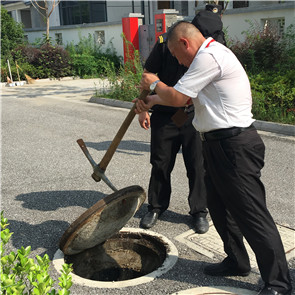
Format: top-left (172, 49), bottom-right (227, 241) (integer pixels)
top-left (101, 35), bottom-right (143, 101)
top-left (1, 6), bottom-right (24, 59)
top-left (228, 21), bottom-right (295, 124)
top-left (250, 70), bottom-right (295, 124)
top-left (1, 211), bottom-right (73, 295)
top-left (66, 33), bottom-right (122, 78)
top-left (38, 44), bottom-right (73, 78)
top-left (230, 21), bottom-right (295, 74)
top-left (9, 44), bottom-right (73, 79)
top-left (69, 53), bottom-right (98, 78)
top-left (230, 20), bottom-right (282, 73)
top-left (1, 59), bottom-right (45, 82)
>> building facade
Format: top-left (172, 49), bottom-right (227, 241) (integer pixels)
top-left (3, 1), bottom-right (295, 58)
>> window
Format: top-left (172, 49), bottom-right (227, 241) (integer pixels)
top-left (233, 1), bottom-right (249, 8)
top-left (21, 9), bottom-right (32, 28)
top-left (55, 33), bottom-right (63, 45)
top-left (95, 30), bottom-right (105, 45)
top-left (59, 1), bottom-right (107, 26)
top-left (157, 1), bottom-right (174, 10)
top-left (262, 18), bottom-right (285, 37)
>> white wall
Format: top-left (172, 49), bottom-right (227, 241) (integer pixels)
top-left (222, 7), bottom-right (295, 41)
top-left (25, 22), bottom-right (124, 57)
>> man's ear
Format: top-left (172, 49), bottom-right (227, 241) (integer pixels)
top-left (179, 38), bottom-right (189, 49)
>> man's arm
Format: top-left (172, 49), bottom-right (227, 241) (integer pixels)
top-left (136, 73), bottom-right (190, 113)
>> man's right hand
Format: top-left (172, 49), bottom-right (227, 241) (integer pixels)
top-left (138, 112), bottom-right (150, 130)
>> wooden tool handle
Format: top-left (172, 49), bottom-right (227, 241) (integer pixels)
top-left (99, 89), bottom-right (150, 171)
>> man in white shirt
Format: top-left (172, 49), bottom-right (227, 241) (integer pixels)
top-left (135, 21), bottom-right (292, 295)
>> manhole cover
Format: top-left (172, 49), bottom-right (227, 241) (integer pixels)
top-left (56, 186), bottom-right (179, 288)
top-left (172, 286), bottom-right (256, 295)
top-left (175, 222), bottom-right (295, 273)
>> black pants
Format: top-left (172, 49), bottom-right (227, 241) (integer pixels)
top-left (203, 127), bottom-right (291, 293)
top-left (147, 110), bottom-right (207, 217)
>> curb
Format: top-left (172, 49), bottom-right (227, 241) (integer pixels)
top-left (89, 96), bottom-right (133, 109)
top-left (253, 120), bottom-right (295, 137)
top-left (89, 96), bottom-right (295, 137)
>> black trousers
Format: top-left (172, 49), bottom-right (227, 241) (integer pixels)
top-left (147, 110), bottom-right (208, 216)
top-left (203, 127), bottom-right (291, 293)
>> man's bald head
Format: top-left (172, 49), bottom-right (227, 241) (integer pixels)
top-left (167, 21), bottom-right (203, 45)
top-left (167, 21), bottom-right (206, 68)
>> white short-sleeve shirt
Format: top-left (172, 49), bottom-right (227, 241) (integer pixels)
top-left (174, 37), bottom-right (255, 132)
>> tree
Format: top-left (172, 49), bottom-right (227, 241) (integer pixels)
top-left (30, 0), bottom-right (60, 43)
top-left (0, 6), bottom-right (24, 58)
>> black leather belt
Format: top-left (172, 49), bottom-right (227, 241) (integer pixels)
top-left (199, 124), bottom-right (255, 142)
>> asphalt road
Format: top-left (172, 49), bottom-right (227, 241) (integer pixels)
top-left (1, 79), bottom-right (294, 295)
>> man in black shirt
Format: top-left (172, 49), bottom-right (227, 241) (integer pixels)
top-left (138, 5), bottom-right (225, 232)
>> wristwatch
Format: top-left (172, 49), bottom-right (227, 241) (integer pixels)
top-left (149, 80), bottom-right (160, 92)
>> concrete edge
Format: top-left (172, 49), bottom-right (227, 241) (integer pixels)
top-left (89, 96), bottom-right (133, 110)
top-left (89, 96), bottom-right (295, 137)
top-left (171, 286), bottom-right (257, 295)
top-left (253, 120), bottom-right (295, 137)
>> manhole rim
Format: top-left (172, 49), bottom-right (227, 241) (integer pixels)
top-left (171, 286), bottom-right (257, 295)
top-left (53, 227), bottom-right (178, 288)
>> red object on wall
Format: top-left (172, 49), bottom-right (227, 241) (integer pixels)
top-left (154, 14), bottom-right (166, 41)
top-left (122, 17), bottom-right (140, 64)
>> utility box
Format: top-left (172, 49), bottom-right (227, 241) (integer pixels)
top-left (139, 24), bottom-right (155, 64)
top-left (122, 13), bottom-right (144, 64)
top-left (138, 9), bottom-right (179, 64)
top-left (154, 9), bottom-right (179, 40)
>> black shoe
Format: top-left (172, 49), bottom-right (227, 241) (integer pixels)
top-left (193, 216), bottom-right (209, 234)
top-left (204, 260), bottom-right (250, 277)
top-left (257, 287), bottom-right (292, 295)
top-left (140, 211), bottom-right (160, 229)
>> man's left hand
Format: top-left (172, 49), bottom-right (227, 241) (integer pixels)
top-left (140, 73), bottom-right (159, 91)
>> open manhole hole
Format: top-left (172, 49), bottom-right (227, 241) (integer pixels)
top-left (54, 228), bottom-right (178, 288)
top-left (53, 186), bottom-right (178, 288)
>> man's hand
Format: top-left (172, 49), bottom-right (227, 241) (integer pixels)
top-left (140, 73), bottom-right (159, 91)
top-left (133, 95), bottom-right (156, 114)
top-left (138, 112), bottom-right (150, 130)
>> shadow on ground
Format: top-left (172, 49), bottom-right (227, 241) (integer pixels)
top-left (9, 190), bottom-right (106, 257)
top-left (85, 140), bottom-right (150, 156)
top-left (2, 84), bottom-right (95, 99)
top-left (15, 190), bottom-right (105, 211)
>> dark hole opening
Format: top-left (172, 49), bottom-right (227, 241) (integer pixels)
top-left (65, 231), bottom-right (168, 282)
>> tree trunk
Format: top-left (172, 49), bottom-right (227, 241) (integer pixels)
top-left (44, 1), bottom-right (50, 43)
top-left (46, 16), bottom-right (50, 43)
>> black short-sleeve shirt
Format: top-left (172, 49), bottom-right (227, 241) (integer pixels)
top-left (144, 33), bottom-right (188, 112)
